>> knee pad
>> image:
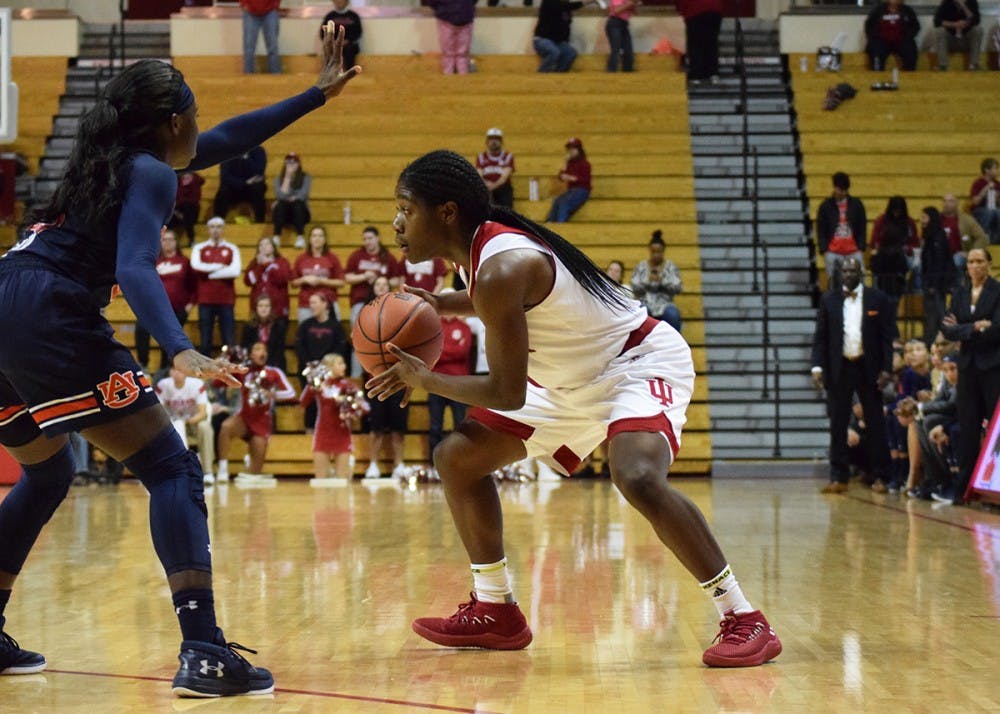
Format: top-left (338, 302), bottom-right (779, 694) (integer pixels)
top-left (0, 443), bottom-right (75, 574)
top-left (124, 428), bottom-right (211, 575)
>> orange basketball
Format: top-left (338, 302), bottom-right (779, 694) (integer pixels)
top-left (352, 292), bottom-right (444, 376)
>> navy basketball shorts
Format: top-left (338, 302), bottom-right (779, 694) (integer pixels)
top-left (0, 265), bottom-right (160, 445)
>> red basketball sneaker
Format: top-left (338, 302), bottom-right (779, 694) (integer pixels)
top-left (702, 610), bottom-right (782, 667)
top-left (412, 593), bottom-right (533, 650)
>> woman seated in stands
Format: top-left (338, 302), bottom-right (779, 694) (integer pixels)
top-left (272, 152), bottom-right (312, 249)
top-left (240, 294), bottom-right (288, 372)
top-left (630, 230), bottom-right (682, 332)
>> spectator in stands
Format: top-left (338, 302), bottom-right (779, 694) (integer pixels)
top-left (271, 152), bottom-right (312, 249)
top-left (135, 228), bottom-right (197, 374)
top-left (240, 294), bottom-right (288, 372)
top-left (865, 0), bottom-right (921, 71)
top-left (938, 247), bottom-right (1000, 504)
top-left (933, 0), bottom-right (983, 70)
top-left (300, 352), bottom-right (368, 483)
top-left (605, 0), bottom-right (639, 73)
top-left (207, 378), bottom-right (241, 483)
top-left (815, 171), bottom-right (867, 289)
top-left (345, 226), bottom-right (401, 374)
top-left (533, 0), bottom-right (599, 72)
top-left (191, 217), bottom-right (242, 355)
top-left (428, 0), bottom-right (476, 74)
top-left (631, 230), bottom-right (682, 331)
top-left (291, 224), bottom-right (346, 323)
top-left (904, 353), bottom-right (959, 498)
top-left (212, 146), bottom-right (267, 224)
top-left (920, 206), bottom-right (956, 344)
top-left (295, 292), bottom-right (349, 433)
top-left (217, 342), bottom-right (297, 481)
top-left (876, 338), bottom-right (932, 493)
top-left (605, 259), bottom-right (633, 297)
top-left (870, 195), bottom-right (918, 303)
top-left (476, 128), bottom-right (515, 209)
top-left (321, 0), bottom-right (362, 70)
top-left (969, 157), bottom-right (1000, 244)
top-left (240, 0), bottom-right (282, 75)
top-left (404, 256), bottom-right (448, 295)
top-left (156, 367), bottom-right (216, 485)
top-left (546, 137), bottom-right (591, 223)
top-left (361, 276), bottom-right (409, 480)
top-left (427, 289), bottom-right (473, 478)
top-left (244, 235), bottom-right (292, 322)
top-left (169, 171), bottom-right (205, 246)
top-left (677, 0), bottom-right (723, 84)
top-left (811, 258), bottom-right (895, 494)
top-left (941, 192), bottom-right (988, 275)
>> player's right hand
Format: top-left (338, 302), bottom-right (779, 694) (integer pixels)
top-left (401, 284), bottom-right (440, 312)
top-left (174, 348), bottom-right (247, 387)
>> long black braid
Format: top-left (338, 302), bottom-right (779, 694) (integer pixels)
top-left (397, 149), bottom-right (629, 309)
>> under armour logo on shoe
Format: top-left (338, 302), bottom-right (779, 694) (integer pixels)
top-left (199, 659), bottom-right (225, 677)
top-left (175, 600), bottom-right (199, 614)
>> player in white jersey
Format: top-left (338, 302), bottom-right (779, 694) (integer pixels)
top-left (367, 150), bottom-right (781, 667)
top-left (155, 368), bottom-right (216, 484)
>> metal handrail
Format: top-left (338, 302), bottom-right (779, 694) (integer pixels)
top-left (772, 345), bottom-right (781, 456)
top-left (733, 17), bottom-right (751, 198)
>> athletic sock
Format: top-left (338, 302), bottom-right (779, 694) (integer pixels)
top-left (0, 589), bottom-right (10, 620)
top-left (700, 564), bottom-right (753, 617)
top-left (172, 588), bottom-right (218, 643)
top-left (471, 558), bottom-right (514, 604)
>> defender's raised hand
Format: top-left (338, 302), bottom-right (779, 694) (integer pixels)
top-left (317, 22), bottom-right (361, 100)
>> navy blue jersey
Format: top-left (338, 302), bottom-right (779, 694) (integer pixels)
top-left (3, 87), bottom-right (326, 361)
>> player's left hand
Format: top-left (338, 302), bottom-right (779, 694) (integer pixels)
top-left (317, 22), bottom-right (361, 100)
top-left (364, 344), bottom-right (430, 407)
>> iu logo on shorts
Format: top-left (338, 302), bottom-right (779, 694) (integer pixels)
top-left (97, 371), bottom-right (141, 409)
top-left (647, 378), bottom-right (673, 407)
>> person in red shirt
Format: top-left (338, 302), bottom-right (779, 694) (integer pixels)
top-left (168, 170), bottom-right (205, 246)
top-left (969, 157), bottom-right (1000, 244)
top-left (677, 0), bottom-right (723, 84)
top-left (426, 297), bottom-right (473, 476)
top-left (345, 226), bottom-right (402, 374)
top-left (404, 257), bottom-right (448, 294)
top-left (136, 228), bottom-right (198, 373)
top-left (216, 341), bottom-right (297, 480)
top-left (191, 216), bottom-right (242, 355)
top-left (546, 137), bottom-right (591, 223)
top-left (300, 352), bottom-right (368, 483)
top-left (475, 128), bottom-right (515, 208)
top-left (291, 224), bottom-right (346, 324)
top-left (864, 0), bottom-right (920, 71)
top-left (243, 236), bottom-right (292, 321)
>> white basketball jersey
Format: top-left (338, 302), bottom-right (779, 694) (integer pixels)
top-left (469, 222), bottom-right (647, 390)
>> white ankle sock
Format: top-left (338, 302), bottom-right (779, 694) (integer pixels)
top-left (471, 558), bottom-right (514, 604)
top-left (700, 564), bottom-right (753, 617)
top-left (217, 459), bottom-right (228, 474)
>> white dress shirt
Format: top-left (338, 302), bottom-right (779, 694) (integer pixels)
top-left (842, 284), bottom-right (863, 359)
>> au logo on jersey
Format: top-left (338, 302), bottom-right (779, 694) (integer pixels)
top-left (97, 371), bottom-right (141, 409)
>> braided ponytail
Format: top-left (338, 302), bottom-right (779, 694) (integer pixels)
top-left (398, 150), bottom-right (629, 309)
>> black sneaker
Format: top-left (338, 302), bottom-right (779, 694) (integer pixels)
top-left (171, 629), bottom-right (273, 698)
top-left (0, 618), bottom-right (46, 675)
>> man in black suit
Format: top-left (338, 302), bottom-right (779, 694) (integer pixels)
top-left (811, 258), bottom-right (896, 493)
top-left (939, 247), bottom-right (1000, 504)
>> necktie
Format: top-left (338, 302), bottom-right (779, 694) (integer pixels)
top-left (844, 290), bottom-right (857, 300)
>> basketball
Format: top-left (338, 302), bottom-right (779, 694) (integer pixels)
top-left (352, 292), bottom-right (444, 375)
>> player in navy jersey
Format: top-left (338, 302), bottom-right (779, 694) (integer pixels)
top-left (0, 25), bottom-right (359, 696)
top-left (367, 150), bottom-right (781, 668)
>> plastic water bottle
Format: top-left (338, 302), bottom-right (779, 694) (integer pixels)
top-left (800, 56), bottom-right (808, 73)
top-left (891, 67), bottom-right (899, 85)
top-left (988, 185), bottom-right (997, 211)
top-left (528, 177), bottom-right (539, 202)
top-left (343, 202), bottom-right (352, 225)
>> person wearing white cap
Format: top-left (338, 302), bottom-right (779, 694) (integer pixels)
top-left (191, 217), bottom-right (242, 355)
top-left (475, 128), bottom-right (515, 209)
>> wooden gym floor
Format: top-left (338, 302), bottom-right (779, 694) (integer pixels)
top-left (1, 476), bottom-right (998, 712)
